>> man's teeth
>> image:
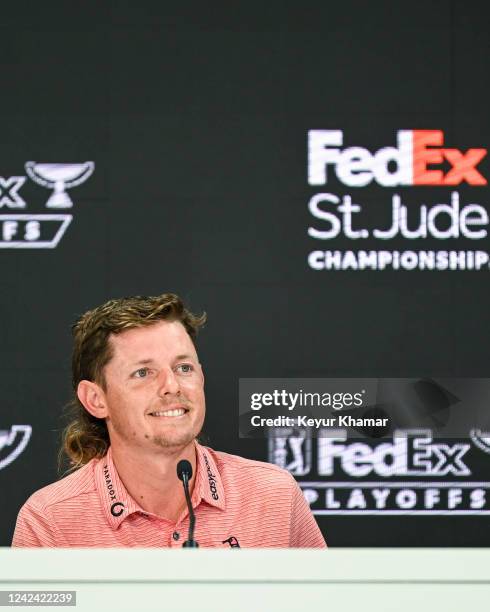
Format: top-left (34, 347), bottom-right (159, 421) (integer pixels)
top-left (151, 409), bottom-right (186, 417)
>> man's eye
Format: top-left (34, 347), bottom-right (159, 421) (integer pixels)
top-left (134, 368), bottom-right (149, 378)
top-left (177, 364), bottom-right (194, 374)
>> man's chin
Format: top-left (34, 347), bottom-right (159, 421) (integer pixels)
top-left (150, 432), bottom-right (197, 450)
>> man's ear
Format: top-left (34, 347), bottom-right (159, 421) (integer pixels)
top-left (77, 380), bottom-right (108, 419)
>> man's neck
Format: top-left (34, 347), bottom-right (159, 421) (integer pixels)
top-left (109, 440), bottom-right (198, 523)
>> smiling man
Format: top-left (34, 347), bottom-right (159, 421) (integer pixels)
top-left (12, 293), bottom-right (326, 548)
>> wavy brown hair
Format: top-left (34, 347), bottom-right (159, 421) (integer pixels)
top-left (59, 293), bottom-right (206, 473)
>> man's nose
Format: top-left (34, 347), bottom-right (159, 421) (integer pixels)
top-left (156, 368), bottom-right (180, 396)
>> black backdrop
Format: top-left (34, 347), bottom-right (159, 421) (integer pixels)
top-left (1, 1), bottom-right (490, 546)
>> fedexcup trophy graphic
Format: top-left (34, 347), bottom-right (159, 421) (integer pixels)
top-left (0, 425), bottom-right (32, 471)
top-left (470, 428), bottom-right (490, 454)
top-left (25, 162), bottom-right (95, 208)
top-left (0, 160), bottom-right (95, 248)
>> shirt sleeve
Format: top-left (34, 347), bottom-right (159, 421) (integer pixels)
top-left (11, 500), bottom-right (62, 547)
top-left (289, 478), bottom-right (327, 548)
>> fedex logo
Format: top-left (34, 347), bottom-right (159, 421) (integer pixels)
top-left (318, 430), bottom-right (471, 478)
top-left (308, 130), bottom-right (487, 187)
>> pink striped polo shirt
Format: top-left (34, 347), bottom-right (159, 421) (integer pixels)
top-left (12, 443), bottom-right (326, 548)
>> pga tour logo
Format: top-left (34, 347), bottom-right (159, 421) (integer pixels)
top-left (308, 130), bottom-right (487, 187)
top-left (0, 425), bottom-right (32, 471)
top-left (0, 162), bottom-right (94, 248)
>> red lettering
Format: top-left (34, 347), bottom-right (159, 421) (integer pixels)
top-left (413, 130), bottom-right (444, 185)
top-left (443, 148), bottom-right (487, 186)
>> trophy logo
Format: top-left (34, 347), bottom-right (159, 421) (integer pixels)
top-left (0, 425), bottom-right (32, 471)
top-left (25, 162), bottom-right (94, 209)
top-left (0, 161), bottom-right (95, 248)
top-left (470, 428), bottom-right (490, 454)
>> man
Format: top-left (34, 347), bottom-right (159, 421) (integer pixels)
top-left (12, 293), bottom-right (326, 548)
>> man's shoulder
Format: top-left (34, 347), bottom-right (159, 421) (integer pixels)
top-left (22, 459), bottom-right (99, 514)
top-left (204, 446), bottom-right (296, 488)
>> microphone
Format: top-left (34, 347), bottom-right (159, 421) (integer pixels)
top-left (176, 460), bottom-right (199, 548)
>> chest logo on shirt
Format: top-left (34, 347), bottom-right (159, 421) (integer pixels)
top-left (222, 536), bottom-right (240, 548)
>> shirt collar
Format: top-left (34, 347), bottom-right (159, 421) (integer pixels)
top-left (94, 446), bottom-right (143, 530)
top-left (193, 443), bottom-right (226, 511)
top-left (95, 442), bottom-right (226, 530)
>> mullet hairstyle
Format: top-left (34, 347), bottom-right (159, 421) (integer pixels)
top-left (59, 293), bottom-right (206, 474)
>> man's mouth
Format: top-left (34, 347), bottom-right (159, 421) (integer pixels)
top-left (148, 408), bottom-right (189, 417)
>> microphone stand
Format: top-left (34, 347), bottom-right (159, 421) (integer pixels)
top-left (177, 460), bottom-right (199, 548)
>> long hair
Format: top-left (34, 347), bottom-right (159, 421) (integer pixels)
top-left (59, 293), bottom-right (206, 473)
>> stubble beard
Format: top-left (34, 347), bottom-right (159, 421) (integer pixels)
top-left (149, 406), bottom-right (205, 450)
top-left (107, 393), bottom-right (205, 453)
top-left (110, 416), bottom-right (201, 451)
top-left (151, 429), bottom-right (198, 450)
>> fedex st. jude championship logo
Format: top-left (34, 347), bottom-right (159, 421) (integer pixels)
top-left (0, 161), bottom-right (94, 248)
top-left (307, 130), bottom-right (489, 271)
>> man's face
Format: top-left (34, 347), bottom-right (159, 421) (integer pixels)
top-left (100, 320), bottom-right (205, 453)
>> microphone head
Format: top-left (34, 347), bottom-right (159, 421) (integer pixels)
top-left (177, 459), bottom-right (193, 482)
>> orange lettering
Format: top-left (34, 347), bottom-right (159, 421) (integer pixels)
top-left (413, 130), bottom-right (444, 185)
top-left (443, 148), bottom-right (487, 185)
